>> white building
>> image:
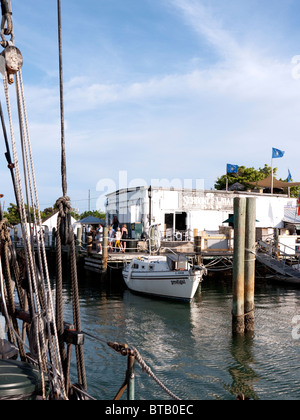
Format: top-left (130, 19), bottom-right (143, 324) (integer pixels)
top-left (106, 186), bottom-right (296, 240)
top-left (15, 212), bottom-right (77, 245)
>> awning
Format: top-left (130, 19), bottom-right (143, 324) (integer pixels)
top-left (223, 215), bottom-right (259, 224)
top-left (223, 216), bottom-right (234, 224)
top-left (76, 216), bottom-right (105, 225)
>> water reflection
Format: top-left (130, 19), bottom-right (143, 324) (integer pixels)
top-left (227, 334), bottom-right (259, 400)
top-left (60, 275), bottom-right (300, 400)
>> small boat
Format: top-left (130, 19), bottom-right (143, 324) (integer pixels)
top-left (122, 254), bottom-right (207, 301)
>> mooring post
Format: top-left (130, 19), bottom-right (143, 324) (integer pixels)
top-left (102, 227), bottom-right (108, 275)
top-left (232, 197), bottom-right (246, 334)
top-left (244, 198), bottom-right (256, 332)
top-left (76, 227), bottom-right (82, 255)
top-left (87, 233), bottom-right (92, 255)
top-left (194, 236), bottom-right (202, 265)
top-left (127, 354), bottom-right (135, 401)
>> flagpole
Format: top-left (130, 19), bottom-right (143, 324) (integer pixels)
top-left (271, 154), bottom-right (274, 195)
top-left (226, 164), bottom-right (228, 192)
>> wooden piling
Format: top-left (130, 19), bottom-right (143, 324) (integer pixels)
top-left (194, 236), bottom-right (202, 265)
top-left (76, 227), bottom-right (82, 255)
top-left (244, 198), bottom-right (256, 332)
top-left (87, 234), bottom-right (92, 255)
top-left (232, 197), bottom-right (246, 334)
top-left (102, 227), bottom-right (108, 275)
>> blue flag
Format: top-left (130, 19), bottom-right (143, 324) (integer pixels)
top-left (272, 148), bottom-right (285, 159)
top-left (227, 164), bottom-right (239, 174)
top-left (287, 170), bottom-right (292, 183)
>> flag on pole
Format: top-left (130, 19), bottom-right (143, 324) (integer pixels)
top-left (287, 170), bottom-right (292, 183)
top-left (298, 192), bottom-right (300, 216)
top-left (272, 148), bottom-right (285, 159)
top-left (227, 164), bottom-right (239, 174)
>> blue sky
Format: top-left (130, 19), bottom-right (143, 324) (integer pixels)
top-left (1, 0), bottom-right (300, 213)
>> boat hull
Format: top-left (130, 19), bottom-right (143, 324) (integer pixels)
top-left (122, 270), bottom-right (203, 301)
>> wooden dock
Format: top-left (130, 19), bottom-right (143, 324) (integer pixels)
top-left (84, 252), bottom-right (147, 274)
top-left (83, 249), bottom-right (234, 275)
top-left (256, 252), bottom-right (300, 285)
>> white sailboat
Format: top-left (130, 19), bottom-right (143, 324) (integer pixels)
top-left (122, 254), bottom-right (206, 301)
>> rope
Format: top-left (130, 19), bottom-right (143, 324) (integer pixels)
top-left (57, 0), bottom-right (67, 197)
top-left (0, 0), bottom-right (70, 400)
top-left (0, 221), bottom-right (26, 360)
top-left (1, 50), bottom-right (67, 399)
top-left (16, 69), bottom-right (67, 398)
top-left (133, 347), bottom-right (182, 401)
top-left (54, 0), bottom-right (87, 392)
top-left (82, 331), bottom-right (182, 400)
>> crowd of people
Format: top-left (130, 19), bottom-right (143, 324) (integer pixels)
top-left (108, 223), bottom-right (128, 253)
top-left (89, 217), bottom-right (129, 254)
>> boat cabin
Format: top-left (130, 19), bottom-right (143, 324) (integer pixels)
top-left (130, 255), bottom-right (190, 272)
top-left (167, 254), bottom-right (189, 271)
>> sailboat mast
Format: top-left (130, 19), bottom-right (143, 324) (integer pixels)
top-left (57, 0), bottom-right (67, 198)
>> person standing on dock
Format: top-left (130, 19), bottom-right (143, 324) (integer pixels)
top-left (121, 224), bottom-right (128, 253)
top-left (112, 216), bottom-right (119, 231)
top-left (96, 224), bottom-right (103, 254)
top-left (108, 226), bottom-right (115, 252)
top-left (115, 227), bottom-right (122, 252)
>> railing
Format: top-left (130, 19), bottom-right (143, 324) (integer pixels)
top-left (258, 240), bottom-right (300, 272)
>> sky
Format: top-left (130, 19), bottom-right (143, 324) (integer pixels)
top-left (1, 0), bottom-right (300, 213)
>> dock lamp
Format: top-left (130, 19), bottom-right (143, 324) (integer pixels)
top-left (148, 186), bottom-right (152, 226)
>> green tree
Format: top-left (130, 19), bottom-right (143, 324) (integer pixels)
top-left (280, 180), bottom-right (300, 198)
top-left (3, 203), bottom-right (42, 225)
top-left (290, 186), bottom-right (300, 198)
top-left (214, 164), bottom-right (277, 191)
top-left (3, 203), bottom-right (106, 225)
top-left (79, 210), bottom-right (106, 220)
top-left (4, 203), bottom-right (20, 224)
top-left (40, 207), bottom-right (55, 220)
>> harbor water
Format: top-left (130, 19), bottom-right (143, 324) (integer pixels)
top-left (60, 272), bottom-right (300, 401)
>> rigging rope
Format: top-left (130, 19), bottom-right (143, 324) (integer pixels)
top-left (0, 0), bottom-right (68, 398)
top-left (2, 70), bottom-right (68, 399)
top-left (0, 0), bottom-right (180, 401)
top-left (55, 0), bottom-right (87, 391)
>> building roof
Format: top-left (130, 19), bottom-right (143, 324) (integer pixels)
top-left (76, 216), bottom-right (105, 225)
top-left (248, 174), bottom-right (300, 189)
top-left (228, 182), bottom-right (245, 191)
top-left (42, 210), bottom-right (59, 224)
top-left (283, 207), bottom-right (300, 225)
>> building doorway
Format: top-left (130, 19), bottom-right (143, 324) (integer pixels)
top-left (164, 213), bottom-right (174, 239)
top-left (175, 212), bottom-right (187, 231)
top-left (164, 212), bottom-right (187, 240)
